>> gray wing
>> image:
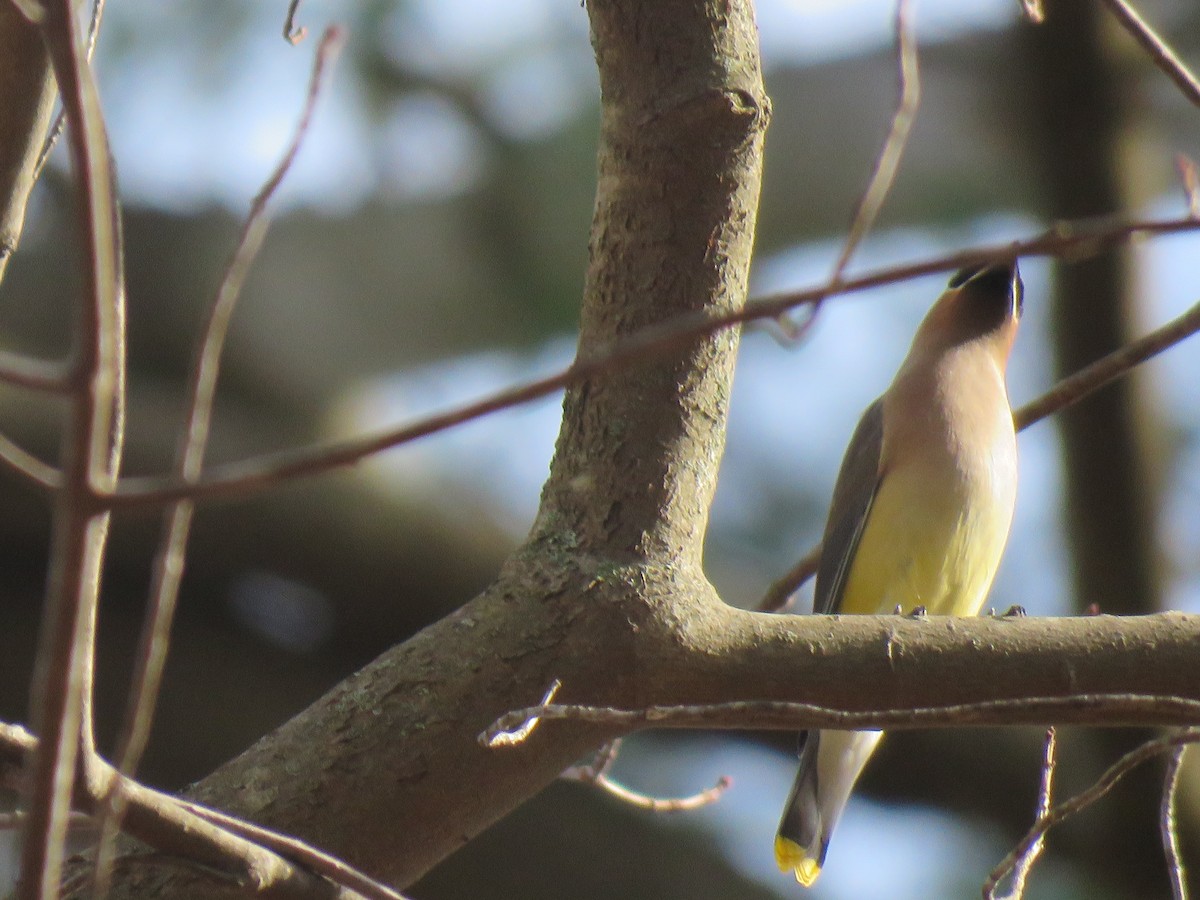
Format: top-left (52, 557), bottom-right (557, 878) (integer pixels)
top-left (812, 398), bottom-right (885, 615)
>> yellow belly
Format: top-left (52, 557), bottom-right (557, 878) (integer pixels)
top-left (837, 468), bottom-right (1012, 617)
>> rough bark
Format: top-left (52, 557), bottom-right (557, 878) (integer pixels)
top-left (85, 0), bottom-right (771, 894)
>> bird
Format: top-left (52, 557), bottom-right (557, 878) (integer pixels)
top-left (774, 260), bottom-right (1023, 887)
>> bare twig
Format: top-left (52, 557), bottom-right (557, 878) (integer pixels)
top-left (1161, 735), bottom-right (1189, 900)
top-left (0, 352), bottom-right (70, 391)
top-left (776, 0), bottom-right (920, 341)
top-left (987, 729), bottom-right (1200, 895)
top-left (0, 432), bottom-right (61, 489)
top-left (481, 694), bottom-right (1200, 748)
top-left (32, 0), bottom-right (106, 180)
top-left (0, 810), bottom-right (92, 830)
top-left (1, 720), bottom-right (395, 898)
top-left (177, 799), bottom-right (407, 900)
top-left (829, 0), bottom-right (919, 285)
top-left (0, 354), bottom-right (69, 489)
top-left (1097, 0), bottom-right (1200, 109)
top-left (757, 541), bottom-right (821, 612)
top-left (562, 737), bottom-right (731, 812)
top-left (1014, 296), bottom-right (1200, 430)
top-left (571, 770), bottom-right (732, 812)
top-left (983, 727), bottom-right (1057, 900)
top-left (20, 0), bottom-right (125, 893)
top-left (575, 739), bottom-right (624, 780)
top-left (284, 0), bottom-right (307, 44)
top-left (488, 680), bottom-right (562, 748)
top-left (102, 211), bottom-right (1200, 511)
top-left (91, 26), bottom-right (344, 896)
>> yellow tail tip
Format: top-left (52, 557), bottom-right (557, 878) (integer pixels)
top-left (774, 835), bottom-right (822, 887)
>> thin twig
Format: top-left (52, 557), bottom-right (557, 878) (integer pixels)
top-left (776, 0), bottom-right (920, 340)
top-left (481, 694), bottom-right (1200, 748)
top-left (576, 771), bottom-right (732, 812)
top-left (0, 352), bottom-right (70, 391)
top-left (1097, 0), bottom-right (1200, 109)
top-left (102, 211), bottom-right (1200, 511)
top-left (984, 727), bottom-right (1057, 900)
top-left (20, 0), bottom-right (124, 893)
top-left (829, 0), bottom-right (919, 284)
top-left (1161, 734), bottom-right (1189, 900)
top-left (562, 737), bottom-right (731, 812)
top-left (757, 541), bottom-right (822, 612)
top-left (177, 798), bottom-right (407, 900)
top-left (0, 810), bottom-right (93, 830)
top-left (1014, 296), bottom-right (1200, 429)
top-left (563, 738), bottom-right (624, 781)
top-left (32, 0), bottom-right (106, 179)
top-left (91, 27), bottom-right (345, 896)
top-left (987, 729), bottom-right (1200, 895)
top-left (284, 0), bottom-right (307, 44)
top-left (488, 680), bottom-right (562, 748)
top-left (1, 720), bottom-right (401, 898)
top-left (0, 432), bottom-right (62, 489)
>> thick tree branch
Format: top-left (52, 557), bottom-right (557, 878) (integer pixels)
top-left (83, 589), bottom-right (1200, 897)
top-left (89, 0), bottom-right (770, 894)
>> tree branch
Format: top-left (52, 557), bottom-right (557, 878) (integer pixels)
top-left (19, 0), bottom-right (125, 892)
top-left (99, 209), bottom-right (1200, 512)
top-left (1096, 0), bottom-right (1200, 108)
top-left (0, 0), bottom-right (56, 286)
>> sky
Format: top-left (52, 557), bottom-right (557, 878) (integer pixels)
top-left (91, 0), bottom-right (1022, 210)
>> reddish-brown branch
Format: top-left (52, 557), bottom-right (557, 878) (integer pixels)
top-left (0, 352), bottom-right (70, 391)
top-left (829, 0), bottom-right (919, 285)
top-left (100, 212), bottom-right (1200, 512)
top-left (482, 693), bottom-right (1200, 746)
top-left (757, 541), bottom-right (822, 612)
top-left (985, 729), bottom-right (1200, 896)
top-left (0, 433), bottom-right (61, 489)
top-left (1096, 0), bottom-right (1200, 108)
top-left (1, 720), bottom-right (403, 898)
top-left (92, 26), bottom-right (344, 895)
top-left (561, 738), bottom-right (731, 813)
top-left (983, 728), bottom-right (1057, 900)
top-left (31, 0), bottom-right (106, 180)
top-left (1014, 296), bottom-right (1200, 430)
top-left (19, 0), bottom-right (124, 893)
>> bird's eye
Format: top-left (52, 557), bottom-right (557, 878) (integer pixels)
top-left (948, 265), bottom-right (985, 289)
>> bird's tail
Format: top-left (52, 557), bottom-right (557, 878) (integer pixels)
top-left (775, 728), bottom-right (885, 886)
top-left (775, 731), bottom-right (826, 886)
top-left (774, 834), bottom-right (823, 887)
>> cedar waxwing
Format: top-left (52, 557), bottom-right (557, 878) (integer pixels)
top-left (774, 261), bottom-right (1023, 886)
